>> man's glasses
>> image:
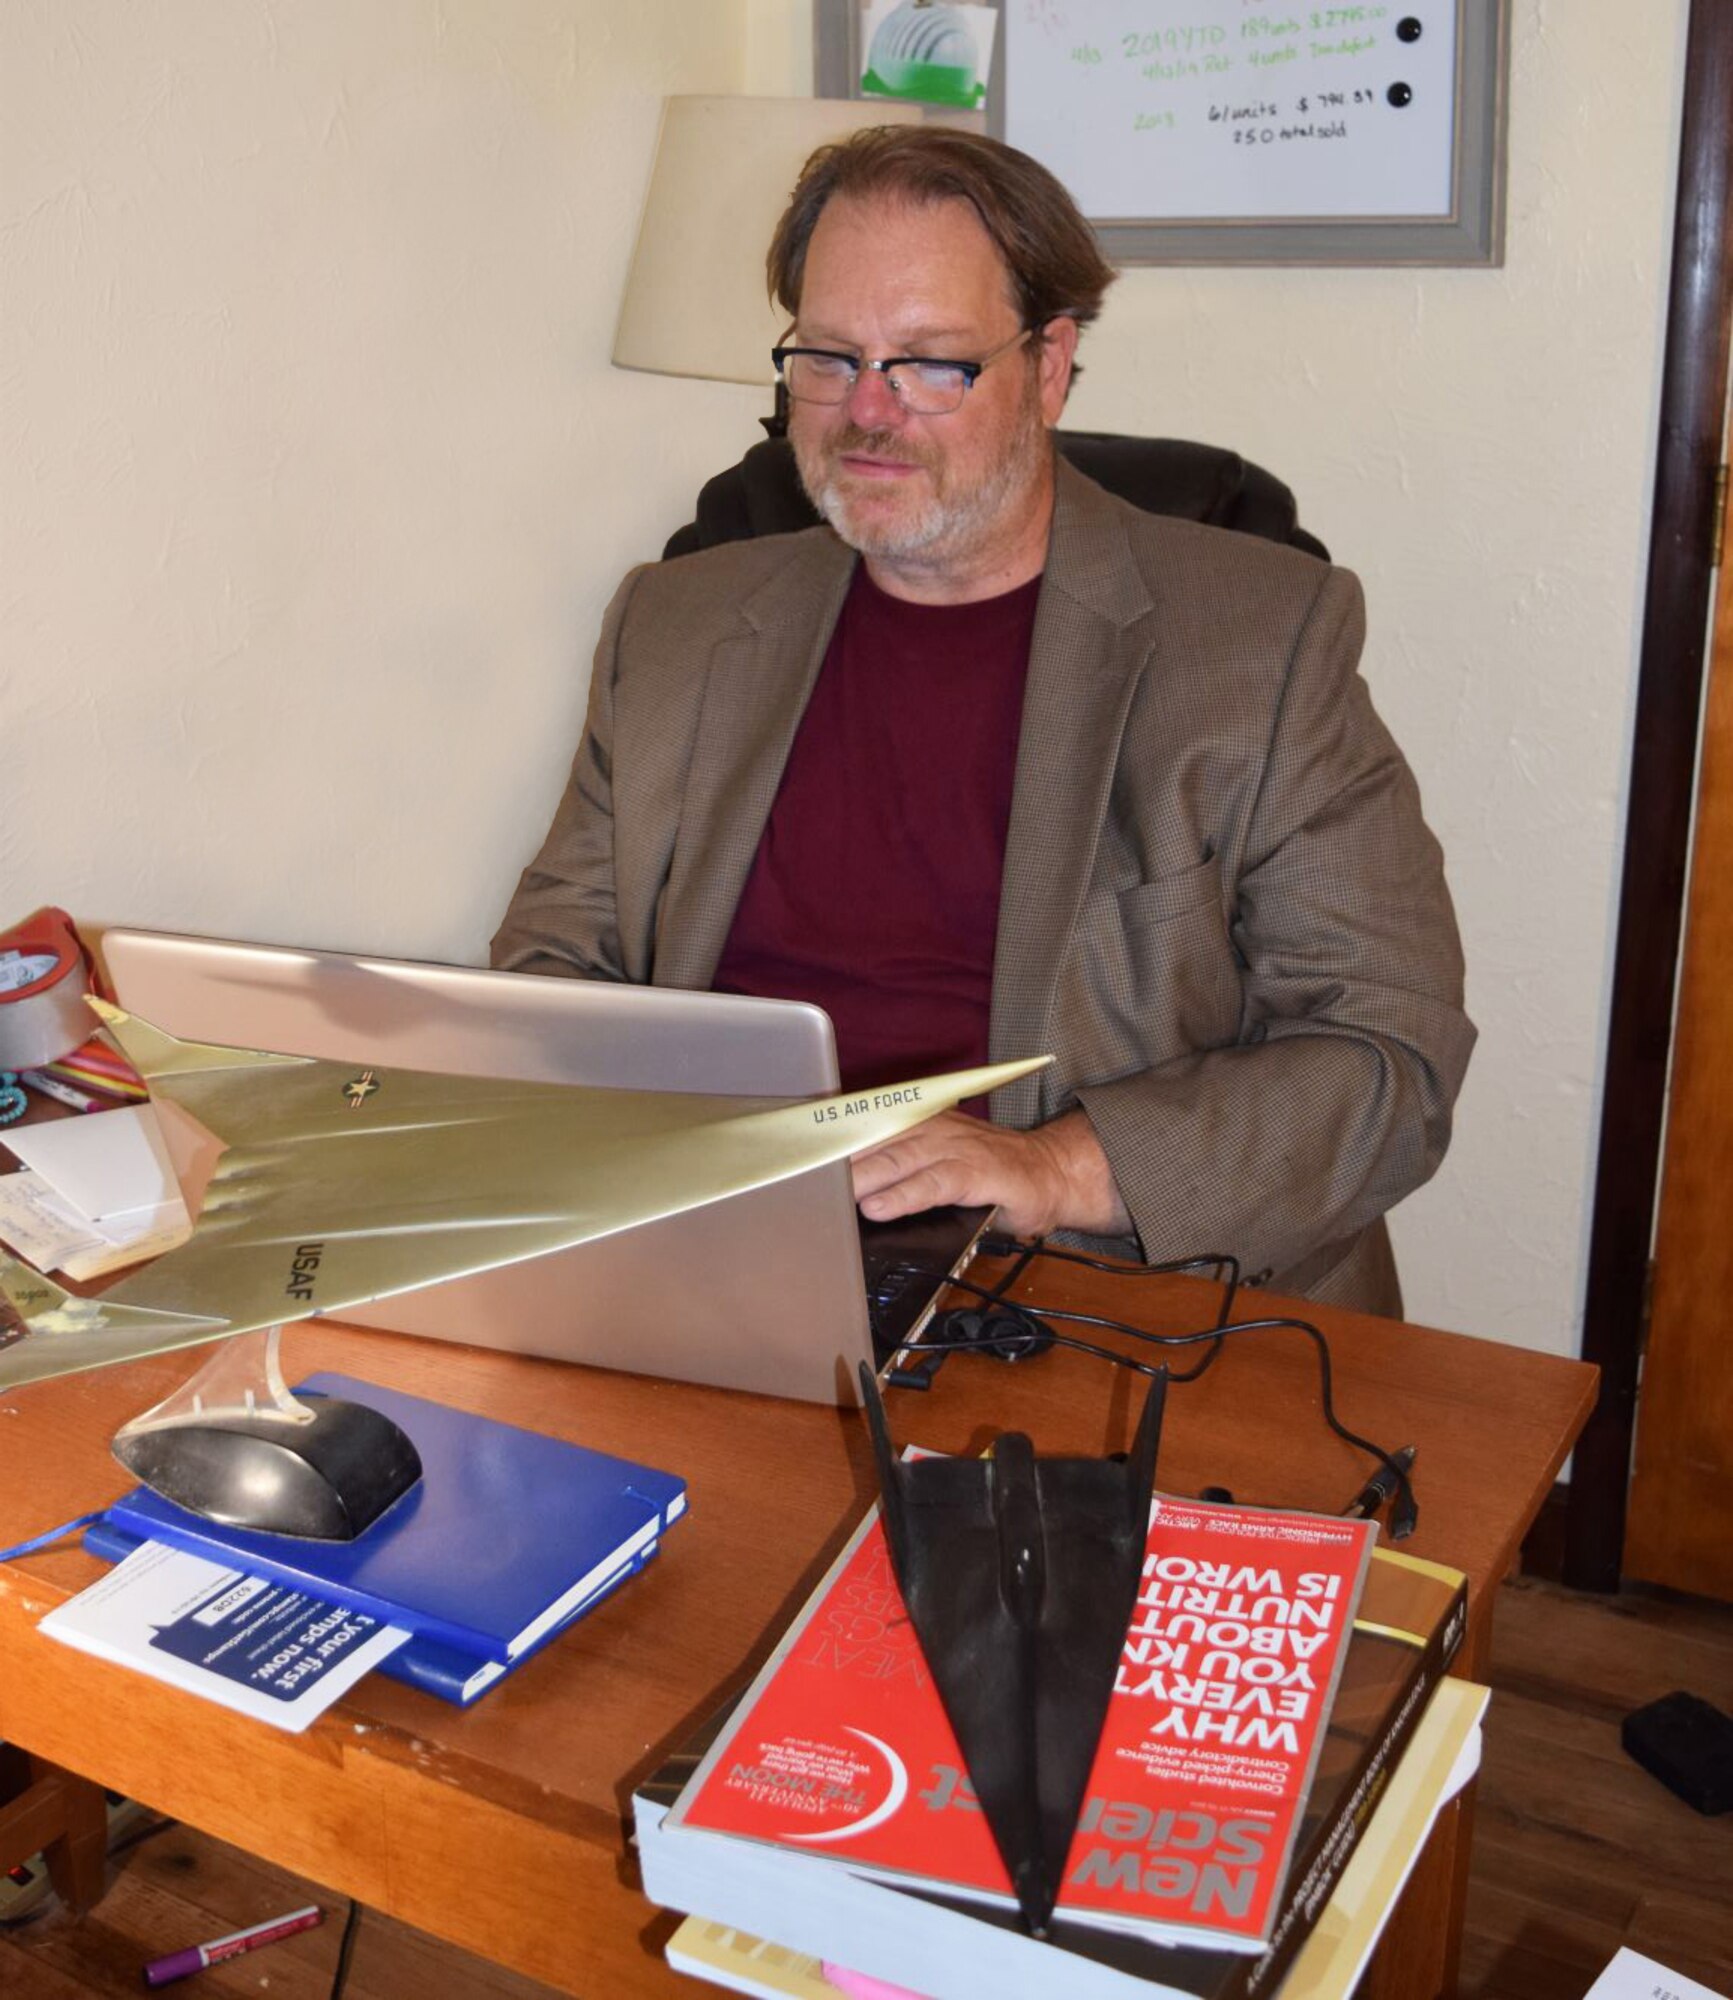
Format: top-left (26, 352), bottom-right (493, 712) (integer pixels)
top-left (770, 327), bottom-right (1033, 417)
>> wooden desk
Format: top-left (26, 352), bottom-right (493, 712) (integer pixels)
top-left (0, 1268), bottom-right (1594, 1997)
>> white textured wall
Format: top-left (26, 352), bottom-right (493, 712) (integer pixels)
top-left (0, 1), bottom-right (1689, 1360)
top-left (2, 0), bottom-right (771, 956)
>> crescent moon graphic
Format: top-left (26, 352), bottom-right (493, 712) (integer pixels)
top-left (783, 1727), bottom-right (909, 1845)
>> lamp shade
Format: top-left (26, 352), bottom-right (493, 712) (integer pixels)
top-left (613, 95), bottom-right (924, 388)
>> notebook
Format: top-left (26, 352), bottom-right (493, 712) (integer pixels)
top-left (101, 928), bottom-right (984, 1404)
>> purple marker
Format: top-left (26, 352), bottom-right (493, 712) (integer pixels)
top-left (144, 1904), bottom-right (324, 1986)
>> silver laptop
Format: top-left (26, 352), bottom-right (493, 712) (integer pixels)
top-left (102, 928), bottom-right (966, 1405)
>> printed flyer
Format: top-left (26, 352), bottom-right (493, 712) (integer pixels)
top-left (40, 1540), bottom-right (408, 1731)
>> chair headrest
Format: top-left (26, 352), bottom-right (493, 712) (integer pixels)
top-left (662, 431), bottom-right (1327, 563)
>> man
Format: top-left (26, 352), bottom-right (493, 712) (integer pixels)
top-left (492, 127), bottom-right (1473, 1316)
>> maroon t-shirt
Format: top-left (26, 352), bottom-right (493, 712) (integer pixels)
top-left (713, 563), bottom-right (1040, 1095)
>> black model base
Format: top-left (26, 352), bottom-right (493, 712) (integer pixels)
top-left (113, 1396), bottom-right (424, 1540)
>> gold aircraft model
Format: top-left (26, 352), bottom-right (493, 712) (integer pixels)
top-left (0, 1002), bottom-right (1047, 1534)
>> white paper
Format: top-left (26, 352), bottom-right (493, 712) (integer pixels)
top-left (39, 1541), bottom-right (409, 1734)
top-left (6, 1103), bottom-right (187, 1227)
top-left (1586, 1949), bottom-right (1729, 2000)
top-left (59, 1210), bottom-right (194, 1281)
top-left (0, 1170), bottom-right (110, 1270)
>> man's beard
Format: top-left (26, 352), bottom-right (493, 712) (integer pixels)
top-left (792, 382), bottom-right (1049, 567)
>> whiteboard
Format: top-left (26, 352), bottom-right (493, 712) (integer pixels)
top-left (813, 0), bottom-right (1508, 265)
top-left (1005, 2), bottom-right (1459, 223)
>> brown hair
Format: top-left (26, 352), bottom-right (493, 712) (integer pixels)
top-left (766, 126), bottom-right (1116, 338)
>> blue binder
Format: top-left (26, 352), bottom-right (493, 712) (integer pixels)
top-left (96, 1373), bottom-right (687, 1665)
top-left (376, 1545), bottom-right (654, 1703)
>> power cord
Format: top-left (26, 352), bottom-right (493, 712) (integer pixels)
top-left (886, 1239), bottom-right (1418, 1537)
top-left (891, 1247), bottom-right (1240, 1388)
top-left (330, 1898), bottom-right (362, 1999)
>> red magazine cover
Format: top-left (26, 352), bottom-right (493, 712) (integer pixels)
top-left (669, 1493), bottom-right (1375, 1952)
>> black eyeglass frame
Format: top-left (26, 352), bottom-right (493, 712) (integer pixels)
top-left (769, 325), bottom-right (1036, 411)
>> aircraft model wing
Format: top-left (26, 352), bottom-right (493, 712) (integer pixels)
top-left (0, 1002), bottom-right (1049, 1392)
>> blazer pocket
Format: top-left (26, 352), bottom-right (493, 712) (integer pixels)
top-left (1117, 855), bottom-right (1224, 929)
top-left (1053, 858), bottom-right (1243, 1086)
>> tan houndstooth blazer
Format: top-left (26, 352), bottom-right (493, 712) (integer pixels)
top-left (492, 461), bottom-right (1475, 1317)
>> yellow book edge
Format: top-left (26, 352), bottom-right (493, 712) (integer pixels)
top-left (661, 1678), bottom-right (1491, 2000)
top-left (1280, 1677), bottom-right (1488, 2000)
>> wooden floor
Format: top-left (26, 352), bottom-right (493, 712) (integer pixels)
top-left (2, 1576), bottom-right (1729, 1999)
top-left (1458, 1575), bottom-right (1732, 2000)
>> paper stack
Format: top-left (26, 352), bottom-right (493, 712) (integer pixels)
top-left (0, 1103), bottom-right (191, 1279)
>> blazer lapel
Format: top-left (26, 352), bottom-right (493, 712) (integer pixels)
top-left (652, 531), bottom-right (857, 989)
top-left (989, 462), bottom-right (1161, 1123)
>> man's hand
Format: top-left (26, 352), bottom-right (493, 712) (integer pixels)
top-left (850, 1108), bottom-right (1132, 1241)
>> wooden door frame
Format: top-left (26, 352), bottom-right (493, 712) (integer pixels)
top-left (1565, 0), bottom-right (1733, 1590)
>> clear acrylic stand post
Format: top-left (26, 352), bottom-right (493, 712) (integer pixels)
top-left (113, 1325), bottom-right (313, 1441)
top-left (110, 1325), bottom-right (422, 1540)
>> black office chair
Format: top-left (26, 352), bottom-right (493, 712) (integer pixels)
top-left (662, 430), bottom-right (1328, 563)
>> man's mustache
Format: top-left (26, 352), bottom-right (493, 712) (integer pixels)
top-left (827, 427), bottom-right (938, 470)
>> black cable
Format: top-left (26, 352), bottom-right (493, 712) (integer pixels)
top-left (980, 1232), bottom-right (1243, 1325)
top-left (963, 1235), bottom-right (1044, 1311)
top-left (916, 1270), bottom-right (1212, 1382)
top-left (1007, 1241), bottom-right (1244, 1365)
top-left (920, 1272), bottom-right (1232, 1384)
top-left (1080, 1309), bottom-right (1413, 1529)
top-left (907, 1306), bottom-right (1174, 1379)
top-left (329, 1898), bottom-right (362, 2000)
top-left (975, 1247), bottom-right (1412, 1524)
top-left (892, 1262), bottom-right (1418, 1536)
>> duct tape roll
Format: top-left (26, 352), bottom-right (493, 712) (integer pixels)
top-left (0, 907), bottom-right (93, 1072)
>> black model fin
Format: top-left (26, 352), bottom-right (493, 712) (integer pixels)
top-left (859, 1358), bottom-right (910, 1576)
top-left (858, 1367), bottom-right (1167, 1935)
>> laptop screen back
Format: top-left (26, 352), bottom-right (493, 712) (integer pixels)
top-left (102, 929), bottom-right (877, 1404)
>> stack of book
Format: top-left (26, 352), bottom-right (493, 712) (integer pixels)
top-left (634, 1490), bottom-right (1470, 2000)
top-left (71, 1372), bottom-right (686, 1709)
